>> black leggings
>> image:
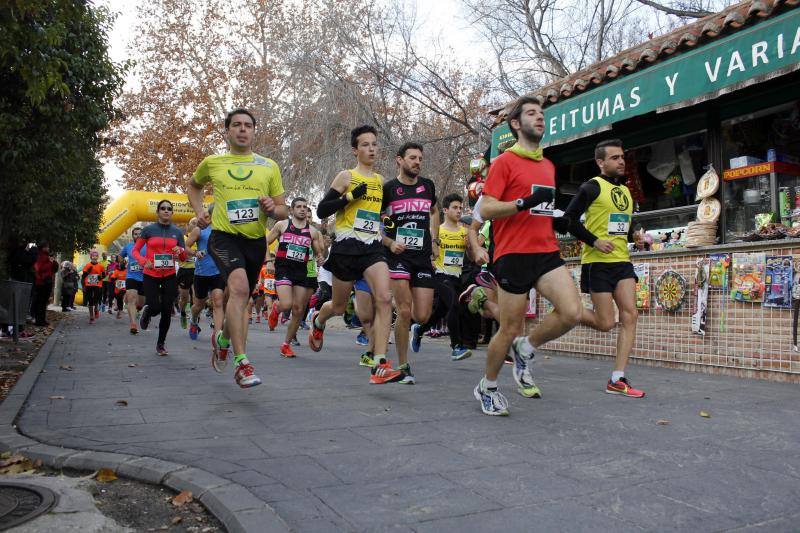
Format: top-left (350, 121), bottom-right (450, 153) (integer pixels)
top-left (143, 275), bottom-right (177, 344)
top-left (419, 273), bottom-right (462, 348)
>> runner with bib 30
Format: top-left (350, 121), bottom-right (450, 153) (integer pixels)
top-left (188, 108), bottom-right (287, 388)
top-left (563, 139), bottom-right (644, 398)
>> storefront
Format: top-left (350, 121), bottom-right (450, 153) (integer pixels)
top-left (490, 2), bottom-right (800, 381)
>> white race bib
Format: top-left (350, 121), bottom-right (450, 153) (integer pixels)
top-left (115, 279), bottom-right (126, 290)
top-left (264, 278), bottom-right (275, 291)
top-left (87, 274), bottom-right (99, 285)
top-left (397, 226), bottom-right (424, 250)
top-left (286, 244), bottom-right (307, 262)
top-left (443, 250), bottom-right (464, 266)
top-left (129, 263), bottom-right (141, 272)
top-left (529, 185), bottom-right (555, 217)
top-left (226, 198), bottom-right (259, 225)
top-left (607, 213), bottom-right (630, 236)
top-left (154, 254), bottom-right (174, 269)
top-left (354, 209), bottom-right (379, 235)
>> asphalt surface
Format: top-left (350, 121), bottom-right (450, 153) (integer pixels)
top-left (15, 311), bottom-right (800, 532)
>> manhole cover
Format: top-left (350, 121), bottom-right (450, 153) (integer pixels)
top-left (0, 482), bottom-right (57, 531)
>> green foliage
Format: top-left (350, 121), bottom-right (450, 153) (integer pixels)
top-left (0, 0), bottom-right (126, 276)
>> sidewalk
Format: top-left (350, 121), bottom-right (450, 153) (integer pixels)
top-left (13, 312), bottom-right (800, 532)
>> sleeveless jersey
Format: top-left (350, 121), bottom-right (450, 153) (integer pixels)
top-left (382, 177), bottom-right (437, 259)
top-left (434, 225), bottom-right (467, 277)
top-left (333, 169), bottom-right (383, 255)
top-left (581, 177), bottom-right (633, 264)
top-left (120, 242), bottom-right (145, 281)
top-left (276, 220), bottom-right (312, 270)
top-left (194, 226), bottom-right (219, 277)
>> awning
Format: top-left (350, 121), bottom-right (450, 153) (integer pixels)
top-left (490, 8), bottom-right (800, 159)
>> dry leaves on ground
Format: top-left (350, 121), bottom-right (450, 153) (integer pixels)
top-left (115, 400), bottom-right (128, 406)
top-left (59, 364), bottom-right (73, 371)
top-left (49, 395), bottom-right (65, 400)
top-left (171, 490), bottom-right (193, 507)
top-left (0, 453), bottom-right (39, 475)
top-left (95, 468), bottom-right (118, 482)
top-left (699, 410), bottom-right (711, 418)
top-left (656, 419), bottom-right (671, 425)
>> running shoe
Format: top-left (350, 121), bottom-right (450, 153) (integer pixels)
top-left (255, 316), bottom-right (261, 324)
top-left (89, 318), bottom-right (95, 325)
top-left (359, 351), bottom-right (375, 368)
top-left (280, 342), bottom-right (296, 358)
top-left (156, 343), bottom-right (168, 357)
top-left (606, 377), bottom-right (645, 398)
top-left (504, 354), bottom-right (513, 365)
top-left (108, 307), bottom-right (113, 315)
top-left (129, 325), bottom-right (138, 335)
top-left (511, 337), bottom-right (541, 398)
top-left (475, 270), bottom-right (497, 288)
top-left (116, 311), bottom-right (123, 319)
top-left (290, 336), bottom-right (300, 346)
top-left (308, 311), bottom-right (324, 352)
top-left (473, 380), bottom-right (509, 416)
top-left (299, 320), bottom-right (308, 330)
top-left (459, 283), bottom-right (477, 305)
top-left (94, 309), bottom-right (100, 319)
top-left (100, 304), bottom-right (106, 313)
top-left (268, 305), bottom-right (279, 331)
top-left (211, 330), bottom-right (229, 373)
top-left (248, 317), bottom-right (253, 325)
top-left (189, 322), bottom-right (201, 340)
top-left (451, 346), bottom-right (472, 361)
top-left (234, 362), bottom-right (262, 388)
top-left (396, 363), bottom-right (415, 385)
top-left (468, 287), bottom-right (488, 314)
top-left (138, 305), bottom-right (151, 330)
top-left (409, 323), bottom-right (422, 353)
top-left (356, 330), bottom-right (369, 346)
top-left (280, 311), bottom-right (289, 325)
top-left (369, 360), bottom-right (402, 384)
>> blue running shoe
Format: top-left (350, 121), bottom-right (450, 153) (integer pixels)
top-left (473, 379), bottom-right (509, 416)
top-left (356, 330), bottom-right (369, 346)
top-left (410, 323), bottom-right (422, 353)
top-left (451, 346), bottom-right (472, 361)
top-left (511, 337), bottom-right (541, 398)
top-left (189, 321), bottom-right (200, 340)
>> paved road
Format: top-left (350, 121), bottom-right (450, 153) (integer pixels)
top-left (17, 312), bottom-right (800, 532)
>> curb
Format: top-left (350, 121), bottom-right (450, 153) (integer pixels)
top-left (0, 319), bottom-right (290, 533)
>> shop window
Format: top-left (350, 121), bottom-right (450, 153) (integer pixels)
top-left (721, 100), bottom-right (800, 241)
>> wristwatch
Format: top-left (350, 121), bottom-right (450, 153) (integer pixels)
top-left (515, 198), bottom-right (526, 211)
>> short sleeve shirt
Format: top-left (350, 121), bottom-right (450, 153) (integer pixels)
top-left (482, 151), bottom-right (559, 260)
top-left (193, 152), bottom-right (285, 239)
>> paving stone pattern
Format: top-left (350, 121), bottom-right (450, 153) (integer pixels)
top-left (16, 314), bottom-right (800, 532)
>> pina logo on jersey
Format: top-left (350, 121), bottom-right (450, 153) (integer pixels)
top-left (228, 166), bottom-right (253, 182)
top-left (610, 187), bottom-right (629, 211)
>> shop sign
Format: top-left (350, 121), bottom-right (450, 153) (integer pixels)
top-left (722, 161), bottom-right (800, 181)
top-left (491, 8), bottom-right (800, 158)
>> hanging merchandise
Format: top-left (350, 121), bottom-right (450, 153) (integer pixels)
top-left (764, 256), bottom-right (793, 309)
top-left (792, 260), bottom-right (800, 351)
top-left (730, 253), bottom-right (766, 303)
top-left (526, 288), bottom-right (537, 318)
top-left (708, 253), bottom-right (730, 288)
top-left (634, 263), bottom-right (650, 309)
top-left (678, 149), bottom-right (697, 185)
top-left (625, 150), bottom-right (645, 203)
top-left (664, 172), bottom-right (683, 198)
top-left (695, 166), bottom-right (720, 200)
top-left (655, 270), bottom-right (686, 312)
top-left (647, 139), bottom-right (677, 182)
top-left (691, 258), bottom-right (710, 335)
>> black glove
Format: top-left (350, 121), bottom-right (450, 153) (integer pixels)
top-left (552, 216), bottom-right (571, 234)
top-left (348, 182), bottom-right (368, 201)
top-left (518, 187), bottom-right (554, 210)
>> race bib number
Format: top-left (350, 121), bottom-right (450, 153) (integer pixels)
top-left (607, 213), bottom-right (631, 236)
top-left (264, 278), bottom-right (275, 291)
top-left (354, 209), bottom-right (379, 235)
top-left (129, 263), bottom-right (141, 272)
top-left (529, 185), bottom-right (555, 216)
top-left (154, 254), bottom-right (174, 269)
top-left (443, 250), bottom-right (464, 267)
top-left (286, 244), bottom-right (307, 262)
top-left (397, 226), bottom-right (424, 250)
top-left (87, 274), bottom-right (99, 285)
top-left (226, 198), bottom-right (259, 225)
top-left (115, 279), bottom-right (126, 290)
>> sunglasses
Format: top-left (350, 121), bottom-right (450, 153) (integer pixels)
top-left (159, 206), bottom-right (173, 211)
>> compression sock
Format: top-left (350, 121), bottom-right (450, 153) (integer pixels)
top-left (217, 332), bottom-right (230, 348)
top-left (234, 353), bottom-right (248, 365)
top-left (611, 370), bottom-right (625, 383)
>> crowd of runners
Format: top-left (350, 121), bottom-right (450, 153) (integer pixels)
top-left (78, 99), bottom-right (645, 416)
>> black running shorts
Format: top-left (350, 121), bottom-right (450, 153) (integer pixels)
top-left (208, 230), bottom-right (267, 293)
top-left (193, 274), bottom-right (225, 300)
top-left (176, 267), bottom-right (195, 290)
top-left (387, 253), bottom-right (435, 289)
top-left (274, 264), bottom-right (316, 289)
top-left (84, 286), bottom-right (103, 306)
top-left (492, 252), bottom-right (565, 295)
top-left (580, 262), bottom-right (636, 294)
top-left (125, 279), bottom-right (143, 293)
top-left (324, 250), bottom-right (386, 282)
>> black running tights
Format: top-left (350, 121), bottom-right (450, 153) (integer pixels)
top-left (420, 273), bottom-right (462, 348)
top-left (143, 274), bottom-right (177, 345)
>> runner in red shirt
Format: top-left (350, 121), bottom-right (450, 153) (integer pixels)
top-left (474, 96), bottom-right (580, 416)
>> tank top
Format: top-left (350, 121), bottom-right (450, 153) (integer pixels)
top-left (434, 225), bottom-right (467, 277)
top-left (194, 227), bottom-right (219, 276)
top-left (382, 177), bottom-right (437, 259)
top-left (333, 169), bottom-right (383, 255)
top-left (581, 177), bottom-right (633, 264)
top-left (276, 220), bottom-right (312, 268)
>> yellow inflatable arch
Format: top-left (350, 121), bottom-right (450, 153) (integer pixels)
top-left (73, 190), bottom-right (212, 304)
